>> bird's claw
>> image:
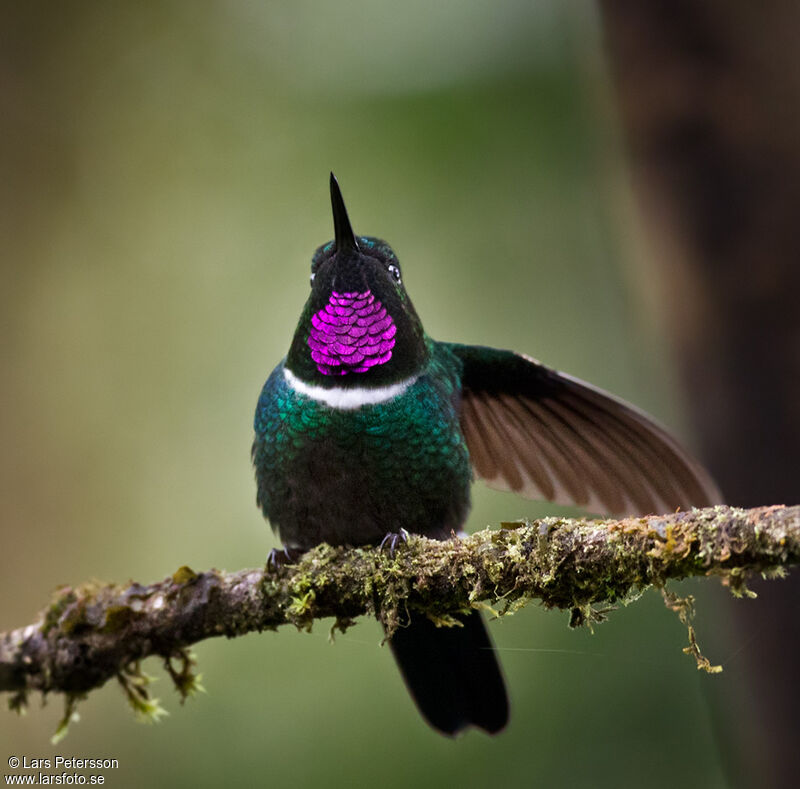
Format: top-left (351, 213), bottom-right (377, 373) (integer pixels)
top-left (379, 528), bottom-right (410, 558)
top-left (266, 547), bottom-right (303, 573)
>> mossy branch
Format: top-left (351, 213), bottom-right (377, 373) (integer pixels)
top-left (2, 505), bottom-right (798, 730)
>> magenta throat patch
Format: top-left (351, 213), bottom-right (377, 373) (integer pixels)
top-left (308, 290), bottom-right (397, 375)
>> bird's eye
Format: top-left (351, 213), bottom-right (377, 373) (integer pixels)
top-left (388, 264), bottom-right (401, 283)
top-left (310, 272), bottom-right (316, 285)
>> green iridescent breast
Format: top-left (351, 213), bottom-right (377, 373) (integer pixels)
top-left (252, 342), bottom-right (471, 549)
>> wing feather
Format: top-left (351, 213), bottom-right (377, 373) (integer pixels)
top-left (449, 344), bottom-right (721, 516)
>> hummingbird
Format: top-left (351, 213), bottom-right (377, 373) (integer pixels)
top-left (252, 174), bottom-right (721, 736)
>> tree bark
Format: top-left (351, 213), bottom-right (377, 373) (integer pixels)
top-left (1, 505), bottom-right (796, 719)
top-left (598, 3), bottom-right (800, 786)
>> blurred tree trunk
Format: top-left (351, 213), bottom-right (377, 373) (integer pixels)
top-left (598, 2), bottom-right (800, 787)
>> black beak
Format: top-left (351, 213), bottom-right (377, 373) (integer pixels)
top-left (330, 173), bottom-right (359, 255)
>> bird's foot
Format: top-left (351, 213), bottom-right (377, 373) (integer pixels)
top-left (266, 546), bottom-right (304, 573)
top-left (379, 528), bottom-right (410, 558)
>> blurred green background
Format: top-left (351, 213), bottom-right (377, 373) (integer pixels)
top-left (1, 3), bottom-right (736, 787)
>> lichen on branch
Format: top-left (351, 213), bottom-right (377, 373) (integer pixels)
top-left (1, 505), bottom-right (797, 735)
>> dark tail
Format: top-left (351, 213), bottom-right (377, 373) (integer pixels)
top-left (388, 609), bottom-right (509, 736)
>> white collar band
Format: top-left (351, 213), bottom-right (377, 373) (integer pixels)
top-left (283, 367), bottom-right (417, 410)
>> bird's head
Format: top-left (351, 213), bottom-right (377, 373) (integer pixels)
top-left (286, 174), bottom-right (428, 388)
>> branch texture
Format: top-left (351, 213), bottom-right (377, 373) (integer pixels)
top-left (2, 505), bottom-right (797, 710)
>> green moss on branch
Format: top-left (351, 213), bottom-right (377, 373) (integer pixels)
top-left (1, 505), bottom-right (797, 730)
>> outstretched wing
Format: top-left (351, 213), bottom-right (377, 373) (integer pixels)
top-left (449, 343), bottom-right (722, 516)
